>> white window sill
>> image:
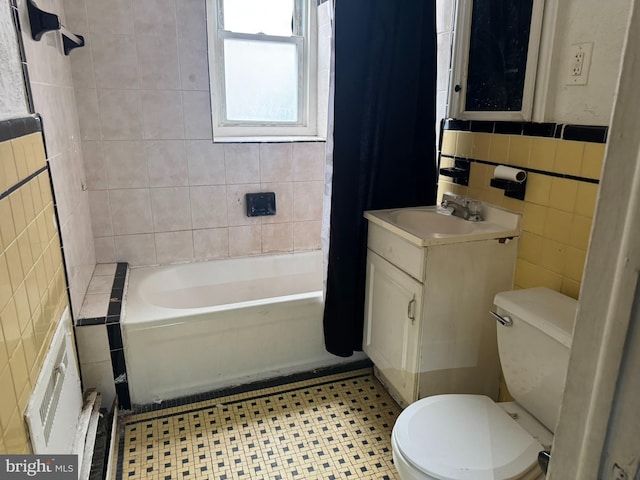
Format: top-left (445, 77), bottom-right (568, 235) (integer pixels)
top-left (212, 135), bottom-right (326, 143)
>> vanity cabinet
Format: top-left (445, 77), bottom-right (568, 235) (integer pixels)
top-left (363, 222), bottom-right (518, 408)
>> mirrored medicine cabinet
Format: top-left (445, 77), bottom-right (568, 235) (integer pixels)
top-left (448, 0), bottom-right (544, 121)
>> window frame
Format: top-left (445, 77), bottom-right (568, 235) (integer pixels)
top-left (448, 0), bottom-right (545, 121)
top-left (207, 0), bottom-right (318, 139)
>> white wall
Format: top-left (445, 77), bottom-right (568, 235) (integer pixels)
top-left (0, 1), bottom-right (28, 120)
top-left (543, 0), bottom-right (632, 124)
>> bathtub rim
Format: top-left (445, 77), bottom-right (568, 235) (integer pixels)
top-left (123, 251), bottom-right (324, 326)
top-left (123, 290), bottom-right (323, 330)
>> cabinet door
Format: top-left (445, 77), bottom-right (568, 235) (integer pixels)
top-left (363, 250), bottom-right (422, 406)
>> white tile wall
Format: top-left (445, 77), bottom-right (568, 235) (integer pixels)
top-left (190, 186), bottom-right (228, 230)
top-left (155, 231), bottom-right (194, 264)
top-left (98, 90), bottom-right (144, 140)
top-left (147, 141), bottom-right (188, 187)
top-left (114, 233), bottom-right (156, 265)
top-left (193, 228), bottom-right (228, 261)
top-left (109, 189), bottom-right (153, 235)
top-left (103, 141), bottom-right (148, 189)
top-left (65, 0), bottom-right (328, 267)
top-left (17, 0), bottom-right (97, 316)
top-left (187, 141), bottom-right (225, 186)
top-left (150, 187), bottom-right (191, 232)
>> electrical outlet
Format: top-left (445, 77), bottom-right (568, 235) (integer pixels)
top-left (572, 52), bottom-right (585, 76)
top-left (567, 42), bottom-right (594, 86)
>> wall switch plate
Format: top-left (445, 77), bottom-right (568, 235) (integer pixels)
top-left (567, 42), bottom-right (594, 86)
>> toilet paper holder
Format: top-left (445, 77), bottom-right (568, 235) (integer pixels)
top-left (490, 177), bottom-right (527, 200)
top-left (490, 165), bottom-right (527, 200)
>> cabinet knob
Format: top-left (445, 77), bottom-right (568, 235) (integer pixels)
top-left (454, 84), bottom-right (462, 93)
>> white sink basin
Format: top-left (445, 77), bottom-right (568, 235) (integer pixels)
top-left (388, 209), bottom-right (480, 236)
top-left (364, 205), bottom-right (520, 246)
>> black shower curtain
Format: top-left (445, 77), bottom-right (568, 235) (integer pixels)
top-left (323, 0), bottom-right (437, 357)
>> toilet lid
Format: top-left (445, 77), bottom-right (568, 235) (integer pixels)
top-left (393, 395), bottom-right (542, 480)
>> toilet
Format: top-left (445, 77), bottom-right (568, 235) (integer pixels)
top-left (391, 287), bottom-right (577, 480)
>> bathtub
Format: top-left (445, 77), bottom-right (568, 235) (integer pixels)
top-left (122, 251), bottom-right (360, 405)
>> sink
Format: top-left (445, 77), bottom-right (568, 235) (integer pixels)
top-left (388, 209), bottom-right (480, 236)
top-left (364, 205), bottom-right (520, 246)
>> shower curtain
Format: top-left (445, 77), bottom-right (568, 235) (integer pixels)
top-left (322, 0), bottom-right (438, 357)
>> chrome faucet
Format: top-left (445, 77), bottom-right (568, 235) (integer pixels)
top-left (441, 193), bottom-right (483, 221)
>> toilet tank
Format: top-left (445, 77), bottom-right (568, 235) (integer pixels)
top-left (494, 287), bottom-right (577, 433)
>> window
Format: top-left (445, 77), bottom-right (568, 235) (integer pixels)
top-left (449, 0), bottom-right (544, 121)
top-left (207, 0), bottom-right (317, 139)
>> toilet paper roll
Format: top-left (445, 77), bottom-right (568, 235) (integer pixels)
top-left (494, 165), bottom-right (527, 183)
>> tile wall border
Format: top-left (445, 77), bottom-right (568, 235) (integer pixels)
top-left (442, 118), bottom-right (609, 143)
top-left (76, 262), bottom-right (131, 409)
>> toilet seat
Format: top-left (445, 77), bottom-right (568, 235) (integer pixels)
top-left (392, 395), bottom-right (543, 480)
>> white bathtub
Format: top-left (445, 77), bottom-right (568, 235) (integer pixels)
top-left (122, 251), bottom-right (361, 405)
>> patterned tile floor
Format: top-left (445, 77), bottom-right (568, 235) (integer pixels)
top-left (112, 369), bottom-right (402, 480)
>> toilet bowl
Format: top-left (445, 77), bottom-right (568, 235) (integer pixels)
top-left (391, 288), bottom-right (577, 480)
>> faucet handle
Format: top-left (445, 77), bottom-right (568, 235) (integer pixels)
top-left (468, 200), bottom-right (482, 214)
top-left (441, 192), bottom-right (463, 205)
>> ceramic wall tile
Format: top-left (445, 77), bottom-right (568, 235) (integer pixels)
top-left (293, 143), bottom-right (324, 181)
top-left (150, 187), bottom-right (192, 232)
top-left (141, 90), bottom-right (184, 139)
top-left (186, 141), bottom-right (225, 186)
top-left (88, 190), bottom-right (113, 237)
top-left (109, 189), bottom-right (153, 235)
top-left (0, 133), bottom-right (71, 454)
top-left (69, 36), bottom-right (95, 88)
top-left (146, 140), bottom-right (188, 187)
top-left (75, 89), bottom-right (102, 141)
top-left (103, 141), bottom-right (148, 189)
top-left (85, 0), bottom-right (135, 34)
top-left (91, 33), bottom-right (139, 89)
top-left (132, 0), bottom-right (177, 35)
top-left (293, 181), bottom-right (324, 221)
top-left (155, 231), bottom-right (194, 264)
top-left (94, 237), bottom-right (116, 263)
top-left (261, 223), bottom-right (293, 253)
top-left (225, 144), bottom-right (260, 184)
top-left (177, 35), bottom-right (210, 91)
top-left (193, 228), bottom-right (229, 260)
top-left (190, 186), bottom-right (228, 229)
top-left (182, 91), bottom-right (212, 139)
top-left (228, 225), bottom-right (261, 257)
top-left (260, 143), bottom-right (293, 183)
top-left (114, 233), bottom-right (157, 266)
top-left (98, 89), bottom-right (143, 140)
top-left (82, 141), bottom-right (107, 189)
top-left (68, 0), bottom-right (328, 269)
top-left (294, 221), bottom-right (322, 251)
top-left (438, 128), bottom-right (606, 300)
top-left (136, 34), bottom-right (180, 90)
